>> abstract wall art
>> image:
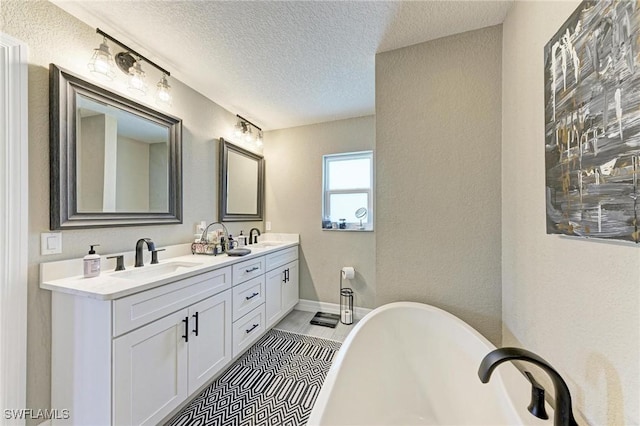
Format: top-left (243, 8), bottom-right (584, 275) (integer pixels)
top-left (544, 1), bottom-right (640, 243)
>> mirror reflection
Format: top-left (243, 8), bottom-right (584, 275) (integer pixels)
top-left (76, 95), bottom-right (170, 213)
top-left (219, 138), bottom-right (264, 222)
top-left (226, 149), bottom-right (259, 214)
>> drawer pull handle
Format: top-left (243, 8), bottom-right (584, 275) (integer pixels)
top-left (245, 292), bottom-right (259, 300)
top-left (245, 266), bottom-right (260, 273)
top-left (182, 317), bottom-right (189, 342)
top-left (192, 311), bottom-right (199, 336)
top-left (246, 323), bottom-right (259, 334)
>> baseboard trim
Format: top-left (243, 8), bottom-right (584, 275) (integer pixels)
top-left (295, 299), bottom-right (372, 320)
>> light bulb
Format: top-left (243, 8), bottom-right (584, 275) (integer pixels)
top-left (155, 74), bottom-right (172, 107)
top-left (128, 60), bottom-right (147, 95)
top-left (234, 120), bottom-right (243, 137)
top-left (256, 131), bottom-right (263, 147)
top-left (88, 38), bottom-right (116, 81)
top-left (245, 126), bottom-right (253, 142)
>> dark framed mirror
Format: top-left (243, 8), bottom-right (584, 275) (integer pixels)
top-left (50, 64), bottom-right (182, 229)
top-left (219, 138), bottom-right (264, 222)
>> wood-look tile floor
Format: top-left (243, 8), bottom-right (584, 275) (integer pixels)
top-left (273, 310), bottom-right (358, 343)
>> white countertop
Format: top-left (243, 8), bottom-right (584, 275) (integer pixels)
top-left (40, 234), bottom-right (299, 301)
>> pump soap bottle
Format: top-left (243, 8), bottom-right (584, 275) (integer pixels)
top-left (83, 244), bottom-right (101, 278)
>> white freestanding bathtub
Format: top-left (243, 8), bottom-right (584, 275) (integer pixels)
top-left (308, 302), bottom-right (554, 425)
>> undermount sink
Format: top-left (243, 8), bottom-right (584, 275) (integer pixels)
top-left (113, 261), bottom-right (202, 280)
top-left (249, 241), bottom-right (285, 248)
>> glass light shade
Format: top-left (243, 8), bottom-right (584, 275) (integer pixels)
top-left (244, 126), bottom-right (253, 142)
top-left (128, 60), bottom-right (147, 95)
top-left (256, 131), bottom-right (264, 147)
top-left (88, 40), bottom-right (116, 81)
top-left (155, 75), bottom-right (172, 107)
top-left (234, 120), bottom-right (244, 137)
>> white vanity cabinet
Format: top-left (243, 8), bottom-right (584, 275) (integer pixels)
top-left (45, 238), bottom-right (300, 426)
top-left (52, 267), bottom-right (233, 426)
top-left (113, 290), bottom-right (232, 425)
top-left (265, 247), bottom-right (299, 328)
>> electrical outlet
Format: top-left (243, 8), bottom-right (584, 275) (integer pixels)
top-left (265, 221), bottom-right (271, 231)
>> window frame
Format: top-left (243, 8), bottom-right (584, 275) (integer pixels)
top-left (322, 150), bottom-right (374, 231)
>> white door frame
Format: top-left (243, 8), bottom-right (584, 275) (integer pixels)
top-left (0, 32), bottom-right (28, 425)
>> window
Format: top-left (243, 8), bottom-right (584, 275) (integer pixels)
top-left (322, 151), bottom-right (373, 231)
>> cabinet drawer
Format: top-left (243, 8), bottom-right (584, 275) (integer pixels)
top-left (232, 256), bottom-right (265, 286)
top-left (232, 304), bottom-right (266, 357)
top-left (265, 246), bottom-right (298, 271)
top-left (232, 275), bottom-right (265, 321)
top-left (113, 267), bottom-right (232, 337)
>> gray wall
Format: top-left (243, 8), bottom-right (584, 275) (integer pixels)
top-left (149, 142), bottom-right (169, 212)
top-left (1, 1), bottom-right (262, 420)
top-left (264, 116), bottom-right (376, 309)
top-left (77, 114), bottom-right (108, 211)
top-left (116, 136), bottom-right (149, 212)
top-left (502, 2), bottom-right (639, 424)
top-left (375, 26), bottom-right (503, 344)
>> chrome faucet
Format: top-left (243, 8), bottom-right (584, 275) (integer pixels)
top-left (478, 347), bottom-right (578, 426)
top-left (135, 238), bottom-right (156, 267)
top-left (248, 227), bottom-right (261, 244)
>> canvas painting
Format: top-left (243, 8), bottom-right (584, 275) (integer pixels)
top-left (544, 1), bottom-right (640, 242)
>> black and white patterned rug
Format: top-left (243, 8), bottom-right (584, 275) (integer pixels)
top-left (167, 329), bottom-right (341, 426)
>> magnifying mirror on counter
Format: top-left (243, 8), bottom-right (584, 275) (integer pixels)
top-left (355, 207), bottom-right (367, 230)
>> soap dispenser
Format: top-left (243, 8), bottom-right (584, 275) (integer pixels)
top-left (83, 244), bottom-right (101, 278)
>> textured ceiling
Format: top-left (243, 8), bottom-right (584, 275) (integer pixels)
top-left (52, 0), bottom-right (512, 130)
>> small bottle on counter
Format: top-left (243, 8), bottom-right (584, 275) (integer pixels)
top-left (83, 244), bottom-right (101, 278)
top-left (237, 230), bottom-right (248, 247)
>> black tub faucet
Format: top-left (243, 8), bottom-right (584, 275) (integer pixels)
top-left (478, 347), bottom-right (578, 426)
top-left (248, 228), bottom-right (261, 244)
top-left (135, 238), bottom-right (156, 267)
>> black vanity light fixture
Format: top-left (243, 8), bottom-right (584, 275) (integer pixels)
top-left (88, 28), bottom-right (172, 107)
top-left (234, 114), bottom-right (263, 147)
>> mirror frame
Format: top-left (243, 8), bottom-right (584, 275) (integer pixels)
top-left (218, 138), bottom-right (264, 222)
top-left (49, 64), bottom-right (182, 229)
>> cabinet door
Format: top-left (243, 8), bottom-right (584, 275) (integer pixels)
top-left (265, 266), bottom-right (285, 328)
top-left (113, 309), bottom-right (188, 426)
top-left (188, 290), bottom-right (232, 394)
top-left (282, 260), bottom-right (299, 312)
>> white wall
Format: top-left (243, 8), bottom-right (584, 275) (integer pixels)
top-left (264, 116), bottom-right (376, 309)
top-left (375, 26), bottom-right (503, 345)
top-left (502, 2), bottom-right (640, 424)
top-left (1, 1), bottom-right (263, 421)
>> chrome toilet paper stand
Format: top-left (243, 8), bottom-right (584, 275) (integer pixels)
top-left (339, 270), bottom-right (354, 325)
